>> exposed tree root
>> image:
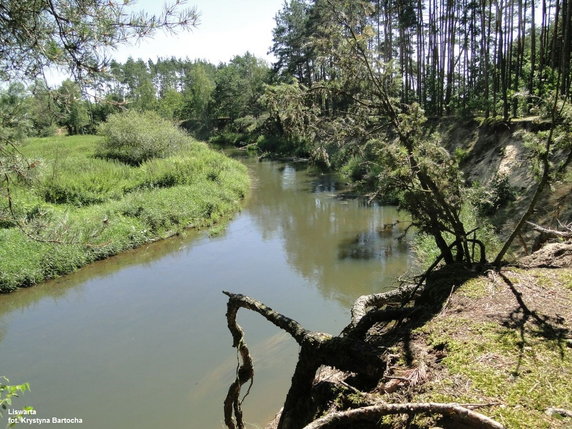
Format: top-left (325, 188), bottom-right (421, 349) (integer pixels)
top-left (301, 402), bottom-right (505, 429)
top-left (222, 262), bottom-right (503, 429)
top-left (223, 291), bottom-right (392, 429)
top-left (350, 283), bottom-right (420, 327)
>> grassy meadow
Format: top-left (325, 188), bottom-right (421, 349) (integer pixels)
top-left (0, 135), bottom-right (250, 292)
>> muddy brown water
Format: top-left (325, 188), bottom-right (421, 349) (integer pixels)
top-left (0, 155), bottom-right (414, 428)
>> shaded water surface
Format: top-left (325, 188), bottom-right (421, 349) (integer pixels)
top-left (0, 156), bottom-right (414, 428)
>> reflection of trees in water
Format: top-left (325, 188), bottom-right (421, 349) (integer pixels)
top-left (247, 161), bottom-right (413, 308)
top-left (338, 230), bottom-right (410, 261)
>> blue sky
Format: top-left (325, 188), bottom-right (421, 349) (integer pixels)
top-left (113, 0), bottom-right (285, 65)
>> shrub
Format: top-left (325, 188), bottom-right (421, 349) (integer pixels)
top-left (97, 111), bottom-right (189, 165)
top-left (470, 174), bottom-right (516, 216)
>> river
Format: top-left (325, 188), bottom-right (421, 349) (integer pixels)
top-left (0, 154), bottom-right (414, 428)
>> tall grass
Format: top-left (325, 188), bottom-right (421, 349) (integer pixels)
top-left (0, 135), bottom-right (249, 292)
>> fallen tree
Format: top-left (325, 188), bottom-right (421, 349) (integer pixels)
top-left (222, 264), bottom-right (506, 429)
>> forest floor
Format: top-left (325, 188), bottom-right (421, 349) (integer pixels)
top-left (277, 243), bottom-right (572, 429)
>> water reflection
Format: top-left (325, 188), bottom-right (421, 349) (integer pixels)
top-left (0, 156), bottom-right (414, 429)
top-left (247, 160), bottom-right (413, 308)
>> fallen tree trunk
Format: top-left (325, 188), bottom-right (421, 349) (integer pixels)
top-left (223, 291), bottom-right (392, 429)
top-left (223, 275), bottom-right (504, 429)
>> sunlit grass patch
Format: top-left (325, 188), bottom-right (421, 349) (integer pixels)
top-left (413, 270), bottom-right (572, 428)
top-left (0, 134), bottom-right (250, 292)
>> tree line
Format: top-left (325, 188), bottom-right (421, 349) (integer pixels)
top-left (3, 0), bottom-right (570, 144)
top-left (0, 53), bottom-right (271, 139)
top-left (271, 0), bottom-right (572, 119)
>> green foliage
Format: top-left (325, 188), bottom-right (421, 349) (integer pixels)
top-left (469, 174), bottom-right (516, 216)
top-left (96, 111), bottom-right (189, 165)
top-left (255, 134), bottom-right (309, 156)
top-left (413, 201), bottom-right (502, 268)
top-left (260, 80), bottom-right (318, 146)
top-left (156, 89), bottom-right (184, 120)
top-left (211, 53), bottom-right (270, 121)
top-left (339, 156), bottom-right (367, 182)
top-left (0, 1), bottom-right (197, 81)
top-left (209, 131), bottom-right (246, 146)
top-left (54, 80), bottom-right (90, 135)
top-left (0, 83), bottom-right (33, 141)
top-left (271, 0), bottom-right (313, 84)
top-left (0, 135), bottom-right (249, 292)
top-left (182, 62), bottom-right (216, 120)
top-left (453, 147), bottom-right (470, 163)
top-left (0, 377), bottom-right (31, 425)
top-left (40, 157), bottom-right (135, 205)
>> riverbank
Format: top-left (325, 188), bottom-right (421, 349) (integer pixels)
top-left (0, 135), bottom-right (250, 292)
top-left (261, 246), bottom-right (572, 429)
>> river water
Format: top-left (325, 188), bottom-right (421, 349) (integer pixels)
top-left (0, 155), bottom-right (414, 428)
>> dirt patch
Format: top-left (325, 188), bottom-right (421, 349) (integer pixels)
top-left (520, 241), bottom-right (572, 268)
top-left (396, 267), bottom-right (572, 428)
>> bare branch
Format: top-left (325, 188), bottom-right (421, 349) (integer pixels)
top-left (350, 283), bottom-right (419, 326)
top-left (302, 402), bottom-right (505, 429)
top-left (526, 221), bottom-right (572, 238)
top-left (223, 291), bottom-right (310, 345)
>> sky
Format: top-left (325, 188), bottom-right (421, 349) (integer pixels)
top-left (113, 0), bottom-right (285, 65)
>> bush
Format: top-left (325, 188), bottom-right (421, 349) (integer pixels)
top-left (97, 111), bottom-right (189, 165)
top-left (470, 174), bottom-right (516, 216)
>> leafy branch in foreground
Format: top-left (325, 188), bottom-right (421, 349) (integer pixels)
top-left (0, 0), bottom-right (198, 81)
top-left (0, 378), bottom-right (32, 426)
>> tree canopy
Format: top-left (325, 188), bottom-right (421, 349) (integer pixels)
top-left (0, 0), bottom-right (198, 81)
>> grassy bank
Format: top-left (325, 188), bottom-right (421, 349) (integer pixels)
top-left (324, 265), bottom-right (571, 429)
top-left (404, 267), bottom-right (572, 428)
top-left (0, 135), bottom-right (250, 292)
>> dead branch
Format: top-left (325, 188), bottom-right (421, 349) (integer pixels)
top-left (301, 402), bottom-right (504, 429)
top-left (526, 221), bottom-right (572, 238)
top-left (546, 407), bottom-right (572, 418)
top-left (223, 291), bottom-right (310, 344)
top-left (223, 291), bottom-right (401, 429)
top-left (223, 293), bottom-right (255, 429)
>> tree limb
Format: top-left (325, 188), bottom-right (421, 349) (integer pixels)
top-left (526, 221), bottom-right (572, 238)
top-left (302, 402), bottom-right (505, 429)
top-left (223, 291), bottom-right (310, 345)
top-left (350, 283), bottom-right (419, 326)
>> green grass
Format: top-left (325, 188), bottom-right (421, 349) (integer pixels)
top-left (413, 271), bottom-right (572, 428)
top-left (0, 135), bottom-right (250, 292)
top-left (419, 320), bottom-right (571, 428)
